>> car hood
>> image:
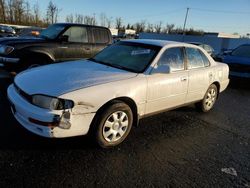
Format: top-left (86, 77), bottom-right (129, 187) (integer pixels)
top-left (0, 36), bottom-right (45, 45)
top-left (15, 60), bottom-right (137, 96)
top-left (223, 55), bottom-right (250, 65)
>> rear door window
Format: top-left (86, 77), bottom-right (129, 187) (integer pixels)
top-left (186, 47), bottom-right (206, 69)
top-left (93, 28), bottom-right (109, 43)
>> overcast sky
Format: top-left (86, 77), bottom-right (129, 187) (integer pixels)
top-left (29, 0), bottom-right (250, 35)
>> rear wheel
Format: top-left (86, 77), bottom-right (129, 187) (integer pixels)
top-left (94, 101), bottom-right (133, 148)
top-left (196, 84), bottom-right (218, 112)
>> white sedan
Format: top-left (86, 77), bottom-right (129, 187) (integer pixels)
top-left (8, 39), bottom-right (229, 148)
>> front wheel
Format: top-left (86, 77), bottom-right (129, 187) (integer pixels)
top-left (94, 101), bottom-right (133, 148)
top-left (196, 84), bottom-right (218, 112)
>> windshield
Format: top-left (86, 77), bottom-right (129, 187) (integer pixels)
top-left (91, 42), bottom-right (160, 73)
top-left (39, 24), bottom-right (65, 40)
top-left (232, 45), bottom-right (250, 58)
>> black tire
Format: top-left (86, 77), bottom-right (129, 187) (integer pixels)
top-left (195, 84), bottom-right (218, 112)
top-left (93, 101), bottom-right (133, 148)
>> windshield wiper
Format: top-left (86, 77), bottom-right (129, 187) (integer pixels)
top-left (88, 58), bottom-right (138, 73)
top-left (88, 58), bottom-right (107, 65)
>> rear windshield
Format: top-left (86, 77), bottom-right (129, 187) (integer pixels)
top-left (91, 42), bottom-right (161, 73)
top-left (232, 45), bottom-right (250, 58)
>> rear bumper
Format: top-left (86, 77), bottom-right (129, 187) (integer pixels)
top-left (220, 79), bottom-right (230, 93)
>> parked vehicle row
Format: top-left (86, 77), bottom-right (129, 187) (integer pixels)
top-left (7, 39), bottom-right (229, 148)
top-left (0, 23), bottom-right (112, 73)
top-left (190, 42), bottom-right (250, 79)
top-left (0, 25), bottom-right (16, 38)
top-left (222, 44), bottom-right (250, 78)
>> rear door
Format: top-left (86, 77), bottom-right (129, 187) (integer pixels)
top-left (91, 28), bottom-right (111, 56)
top-left (185, 47), bottom-right (213, 103)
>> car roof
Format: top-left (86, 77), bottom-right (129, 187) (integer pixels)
top-left (238, 44), bottom-right (250, 47)
top-left (53, 23), bottom-right (109, 29)
top-left (123, 39), bottom-right (186, 47)
top-left (188, 42), bottom-right (203, 45)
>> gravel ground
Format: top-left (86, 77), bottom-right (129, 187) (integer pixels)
top-left (0, 75), bottom-right (249, 188)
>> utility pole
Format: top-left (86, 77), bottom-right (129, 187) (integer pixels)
top-left (182, 7), bottom-right (190, 41)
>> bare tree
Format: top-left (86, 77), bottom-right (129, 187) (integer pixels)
top-left (75, 14), bottom-right (84, 24)
top-left (0, 0), bottom-right (6, 23)
top-left (7, 0), bottom-right (14, 23)
top-left (99, 13), bottom-right (107, 27)
top-left (65, 14), bottom-right (74, 23)
top-left (83, 15), bottom-right (97, 25)
top-left (154, 21), bottom-right (162, 33)
top-left (33, 1), bottom-right (40, 25)
top-left (115, 17), bottom-right (122, 29)
top-left (134, 20), bottom-right (146, 33)
top-left (106, 16), bottom-right (112, 28)
top-left (163, 24), bottom-right (175, 34)
top-left (46, 1), bottom-right (59, 24)
top-left (146, 23), bottom-right (154, 33)
top-left (14, 0), bottom-right (25, 24)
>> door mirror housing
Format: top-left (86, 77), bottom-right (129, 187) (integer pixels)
top-left (151, 64), bottom-right (171, 74)
top-left (59, 35), bottom-right (69, 42)
top-left (223, 50), bottom-right (232, 55)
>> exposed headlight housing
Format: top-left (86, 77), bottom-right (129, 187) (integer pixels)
top-left (0, 45), bottom-right (14, 55)
top-left (32, 94), bottom-right (74, 110)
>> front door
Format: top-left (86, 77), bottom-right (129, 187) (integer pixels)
top-left (145, 47), bottom-right (188, 114)
top-left (56, 26), bottom-right (92, 62)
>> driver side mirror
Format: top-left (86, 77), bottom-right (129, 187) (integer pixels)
top-left (59, 35), bottom-right (69, 42)
top-left (223, 50), bottom-right (232, 55)
top-left (151, 64), bottom-right (171, 74)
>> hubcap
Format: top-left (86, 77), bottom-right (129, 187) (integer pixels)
top-left (102, 111), bottom-right (129, 143)
top-left (205, 88), bottom-right (216, 109)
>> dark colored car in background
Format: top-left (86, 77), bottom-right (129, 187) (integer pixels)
top-left (16, 27), bottom-right (44, 37)
top-left (0, 25), bottom-right (16, 38)
top-left (0, 23), bottom-right (112, 73)
top-left (189, 42), bottom-right (215, 57)
top-left (223, 44), bottom-right (250, 78)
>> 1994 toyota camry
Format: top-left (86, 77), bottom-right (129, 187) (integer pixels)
top-left (8, 39), bottom-right (229, 148)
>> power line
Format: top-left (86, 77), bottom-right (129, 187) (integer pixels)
top-left (190, 8), bottom-right (250, 15)
top-left (125, 8), bottom-right (185, 21)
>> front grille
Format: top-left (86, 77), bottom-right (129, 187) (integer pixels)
top-left (14, 83), bottom-right (32, 102)
top-left (228, 63), bottom-right (250, 73)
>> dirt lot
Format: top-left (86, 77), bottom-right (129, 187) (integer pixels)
top-left (0, 75), bottom-right (249, 188)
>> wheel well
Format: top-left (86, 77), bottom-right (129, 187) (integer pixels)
top-left (212, 81), bottom-right (220, 98)
top-left (93, 97), bottom-right (139, 127)
top-left (32, 53), bottom-right (53, 62)
top-left (23, 53), bottom-right (54, 65)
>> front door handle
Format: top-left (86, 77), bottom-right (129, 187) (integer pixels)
top-left (181, 76), bottom-right (188, 81)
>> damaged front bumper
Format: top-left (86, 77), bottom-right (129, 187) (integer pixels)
top-left (7, 84), bottom-right (96, 138)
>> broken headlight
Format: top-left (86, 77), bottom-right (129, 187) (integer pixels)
top-left (0, 45), bottom-right (14, 55)
top-left (32, 94), bottom-right (74, 110)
